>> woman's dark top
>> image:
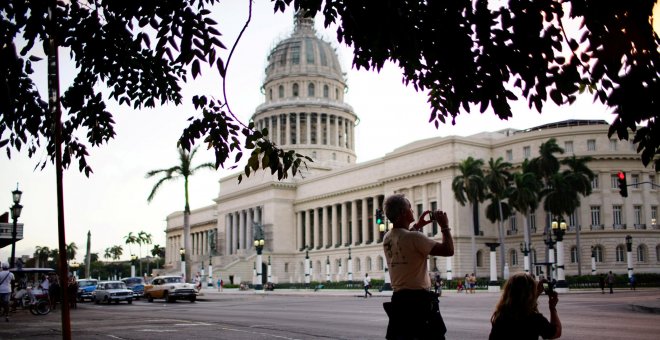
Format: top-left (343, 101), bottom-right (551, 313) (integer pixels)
top-left (489, 312), bottom-right (556, 340)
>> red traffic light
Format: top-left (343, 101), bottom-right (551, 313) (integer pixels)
top-left (617, 171), bottom-right (625, 180)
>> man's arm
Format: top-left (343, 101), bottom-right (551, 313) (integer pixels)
top-left (429, 211), bottom-right (454, 256)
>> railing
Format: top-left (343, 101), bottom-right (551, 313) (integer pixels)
top-left (0, 223), bottom-right (24, 240)
top-left (633, 224), bottom-right (647, 230)
top-left (613, 224), bottom-right (627, 230)
top-left (567, 225), bottom-right (581, 232)
top-left (590, 224), bottom-right (605, 231)
top-left (506, 229), bottom-right (518, 236)
top-left (652, 224), bottom-right (660, 230)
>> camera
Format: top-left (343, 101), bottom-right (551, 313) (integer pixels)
top-left (542, 280), bottom-right (555, 294)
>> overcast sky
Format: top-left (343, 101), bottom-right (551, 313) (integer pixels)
top-left (2, 1), bottom-right (656, 263)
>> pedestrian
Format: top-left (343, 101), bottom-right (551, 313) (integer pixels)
top-left (469, 273), bottom-right (477, 294)
top-left (598, 274), bottom-right (605, 294)
top-left (217, 277), bottom-right (223, 292)
top-left (363, 273), bottom-right (372, 298)
top-left (489, 273), bottom-right (562, 339)
top-left (629, 274), bottom-right (636, 291)
top-left (67, 275), bottom-right (78, 309)
top-left (456, 277), bottom-right (464, 293)
top-left (49, 275), bottom-right (60, 310)
top-left (382, 194), bottom-right (454, 340)
top-left (0, 263), bottom-right (15, 322)
top-left (607, 271), bottom-right (615, 294)
top-left (464, 274), bottom-right (470, 294)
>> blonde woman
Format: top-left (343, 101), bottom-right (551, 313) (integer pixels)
top-left (489, 273), bottom-right (562, 339)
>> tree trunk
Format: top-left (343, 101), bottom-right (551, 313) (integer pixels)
top-left (184, 210), bottom-right (192, 282)
top-left (497, 201), bottom-right (506, 279)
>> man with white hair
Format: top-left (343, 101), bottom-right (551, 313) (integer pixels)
top-left (0, 263), bottom-right (15, 321)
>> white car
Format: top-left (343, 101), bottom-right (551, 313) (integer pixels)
top-left (93, 281), bottom-right (133, 304)
top-left (144, 276), bottom-right (196, 303)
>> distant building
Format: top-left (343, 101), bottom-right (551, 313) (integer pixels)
top-left (164, 14), bottom-right (660, 284)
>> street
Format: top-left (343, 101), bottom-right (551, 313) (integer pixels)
top-left (1, 289), bottom-right (659, 339)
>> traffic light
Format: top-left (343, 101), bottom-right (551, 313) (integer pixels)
top-left (375, 209), bottom-right (383, 225)
top-left (617, 171), bottom-right (628, 197)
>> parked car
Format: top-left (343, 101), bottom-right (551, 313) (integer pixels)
top-left (77, 279), bottom-right (98, 302)
top-left (121, 277), bottom-right (145, 299)
top-left (144, 276), bottom-right (196, 303)
top-left (92, 281), bottom-right (133, 304)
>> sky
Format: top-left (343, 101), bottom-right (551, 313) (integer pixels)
top-left (1, 1), bottom-right (657, 263)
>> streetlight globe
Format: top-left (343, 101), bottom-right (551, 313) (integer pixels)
top-left (254, 240), bottom-right (259, 247)
top-left (259, 239), bottom-right (265, 246)
top-left (12, 187), bottom-right (22, 204)
top-left (379, 223), bottom-right (385, 232)
top-left (560, 220), bottom-right (567, 230)
top-left (551, 219), bottom-right (558, 230)
top-left (10, 203), bottom-right (22, 219)
top-left (179, 248), bottom-right (185, 255)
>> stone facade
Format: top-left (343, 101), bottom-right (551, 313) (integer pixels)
top-left (164, 15), bottom-right (660, 285)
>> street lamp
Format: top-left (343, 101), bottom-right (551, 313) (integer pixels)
top-left (347, 246), bottom-right (353, 284)
top-left (130, 254), bottom-right (137, 278)
top-left (551, 218), bottom-right (568, 292)
top-left (590, 245), bottom-right (597, 275)
top-left (304, 246), bottom-right (310, 287)
top-left (10, 184), bottom-right (23, 268)
top-left (543, 224), bottom-right (557, 281)
top-left (254, 237), bottom-right (265, 290)
top-left (520, 242), bottom-right (531, 273)
top-left (625, 235), bottom-right (634, 278)
top-left (70, 261), bottom-right (80, 279)
top-left (179, 248), bottom-right (186, 281)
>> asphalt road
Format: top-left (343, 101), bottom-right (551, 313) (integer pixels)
top-left (2, 289), bottom-right (659, 339)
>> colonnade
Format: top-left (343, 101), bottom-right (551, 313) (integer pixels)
top-left (255, 112), bottom-right (354, 150)
top-left (224, 206), bottom-right (263, 255)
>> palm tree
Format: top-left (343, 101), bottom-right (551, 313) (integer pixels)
top-left (508, 160), bottom-right (542, 272)
top-left (137, 231), bottom-right (153, 275)
top-left (110, 245), bottom-right (124, 261)
top-left (124, 232), bottom-right (139, 257)
top-left (452, 157), bottom-right (486, 275)
top-left (484, 157), bottom-right (512, 278)
top-left (529, 138), bottom-right (564, 181)
top-left (49, 249), bottom-right (59, 268)
top-left (103, 247), bottom-right (112, 261)
top-left (146, 146), bottom-right (215, 281)
top-left (66, 242), bottom-right (78, 264)
top-left (151, 244), bottom-right (165, 269)
top-left (34, 246), bottom-right (50, 268)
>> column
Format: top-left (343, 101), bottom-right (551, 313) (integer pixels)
top-left (361, 198), bottom-right (369, 244)
top-left (314, 207), bottom-right (321, 249)
top-left (422, 184), bottom-right (430, 235)
top-left (247, 208), bottom-right (254, 247)
top-left (275, 115), bottom-right (281, 145)
top-left (296, 112), bottom-right (301, 145)
top-left (321, 206), bottom-right (328, 247)
top-left (240, 210), bottom-right (248, 250)
top-left (331, 204), bottom-right (339, 247)
top-left (334, 115), bottom-right (340, 147)
top-left (285, 113), bottom-right (291, 145)
top-left (297, 211), bottom-right (304, 250)
top-left (232, 212), bottom-right (238, 254)
top-left (435, 182), bottom-right (442, 236)
top-left (305, 210), bottom-right (313, 249)
top-left (341, 202), bottom-right (349, 246)
top-left (316, 114), bottom-right (322, 145)
top-left (306, 113), bottom-right (311, 145)
top-left (351, 200), bottom-right (359, 246)
top-left (486, 242), bottom-right (500, 292)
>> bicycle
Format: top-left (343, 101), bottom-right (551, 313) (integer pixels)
top-left (12, 289), bottom-right (51, 316)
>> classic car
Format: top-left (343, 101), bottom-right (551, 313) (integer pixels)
top-left (121, 277), bottom-right (145, 299)
top-left (144, 276), bottom-right (196, 303)
top-left (92, 281), bottom-right (133, 304)
top-left (77, 279), bottom-right (98, 302)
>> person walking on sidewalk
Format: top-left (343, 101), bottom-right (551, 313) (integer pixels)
top-left (598, 274), bottom-right (606, 294)
top-left (607, 271), bottom-right (615, 294)
top-left (0, 263), bottom-right (15, 322)
top-left (382, 194), bottom-right (454, 340)
top-left (364, 273), bottom-right (372, 298)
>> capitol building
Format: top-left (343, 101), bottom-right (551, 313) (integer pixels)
top-left (163, 14), bottom-right (660, 285)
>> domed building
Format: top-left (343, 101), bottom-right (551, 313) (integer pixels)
top-left (163, 14), bottom-right (660, 287)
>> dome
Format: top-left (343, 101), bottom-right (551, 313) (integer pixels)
top-left (264, 12), bottom-right (344, 83)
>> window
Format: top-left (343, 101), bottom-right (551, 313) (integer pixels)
top-left (570, 246), bottom-right (578, 263)
top-left (564, 141), bottom-right (574, 153)
top-left (284, 263), bottom-right (289, 273)
top-left (609, 139), bottom-right (618, 151)
top-left (631, 174), bottom-right (640, 188)
top-left (652, 206), bottom-right (658, 224)
top-left (319, 46), bottom-right (327, 66)
top-left (568, 211), bottom-right (578, 229)
top-left (523, 146), bottom-right (531, 158)
top-left (510, 250), bottom-right (518, 266)
top-left (269, 88), bottom-right (272, 100)
top-left (611, 174), bottom-right (619, 189)
top-left (613, 205), bottom-right (623, 225)
top-left (591, 206), bottom-right (601, 226)
top-left (587, 139), bottom-right (596, 151)
top-left (476, 250), bottom-right (483, 267)
top-left (657, 245), bottom-right (660, 261)
top-left (509, 212), bottom-right (517, 231)
top-left (308, 83), bottom-right (315, 97)
top-left (367, 257), bottom-right (372, 271)
top-left (292, 83), bottom-right (299, 97)
top-left (377, 256), bottom-right (384, 271)
top-left (634, 205), bottom-right (642, 225)
top-left (305, 38), bottom-right (314, 63)
top-left (594, 245), bottom-right (603, 263)
top-left (278, 85), bottom-right (284, 98)
top-left (637, 245), bottom-right (647, 262)
top-left (506, 149), bottom-right (513, 161)
top-left (335, 88), bottom-right (339, 100)
top-left (616, 245), bottom-right (625, 262)
top-left (650, 175), bottom-right (656, 188)
top-left (323, 85), bottom-right (329, 98)
top-left (591, 175), bottom-right (599, 189)
top-left (291, 43), bottom-right (300, 64)
top-left (528, 213), bottom-right (536, 233)
top-left (355, 258), bottom-right (361, 272)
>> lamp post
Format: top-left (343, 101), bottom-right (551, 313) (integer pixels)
top-left (520, 242), bottom-right (531, 273)
top-left (70, 261), bottom-right (80, 279)
top-left (543, 229), bottom-right (556, 281)
top-left (485, 242), bottom-right (500, 292)
top-left (10, 184), bottom-right (23, 268)
top-left (179, 248), bottom-right (186, 282)
top-left (347, 246), bottom-right (353, 283)
top-left (625, 235), bottom-right (634, 278)
top-left (551, 218), bottom-right (568, 292)
top-left (304, 246), bottom-right (310, 287)
top-left (325, 256), bottom-right (331, 282)
top-left (130, 254), bottom-right (137, 278)
top-left (267, 255), bottom-right (272, 284)
top-left (254, 237), bottom-right (264, 291)
top-left (590, 245), bottom-right (597, 275)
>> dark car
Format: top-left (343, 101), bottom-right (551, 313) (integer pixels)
top-left (121, 277), bottom-right (145, 299)
top-left (77, 279), bottom-right (98, 302)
